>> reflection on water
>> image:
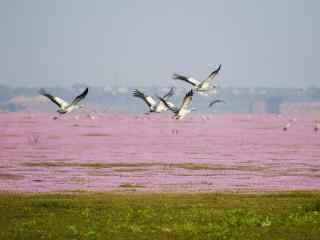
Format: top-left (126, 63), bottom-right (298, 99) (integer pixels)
top-left (0, 112), bottom-right (319, 193)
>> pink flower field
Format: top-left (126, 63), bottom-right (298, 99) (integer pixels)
top-left (0, 112), bottom-right (319, 193)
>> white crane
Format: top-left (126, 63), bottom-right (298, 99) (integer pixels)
top-left (158, 89), bottom-right (195, 120)
top-left (173, 65), bottom-right (221, 94)
top-left (39, 87), bottom-right (89, 115)
top-left (133, 87), bottom-right (175, 114)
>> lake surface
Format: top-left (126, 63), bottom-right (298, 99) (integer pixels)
top-left (0, 112), bottom-right (319, 193)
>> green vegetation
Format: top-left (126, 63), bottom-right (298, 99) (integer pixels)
top-left (82, 133), bottom-right (111, 137)
top-left (0, 192), bottom-right (320, 239)
top-left (171, 163), bottom-right (266, 171)
top-left (22, 162), bottom-right (158, 169)
top-left (119, 183), bottom-right (145, 189)
top-left (22, 161), bottom-right (266, 172)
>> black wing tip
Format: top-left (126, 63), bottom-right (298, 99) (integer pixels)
top-left (132, 89), bottom-right (144, 98)
top-left (38, 88), bottom-right (48, 95)
top-left (80, 87), bottom-right (89, 98)
top-left (172, 73), bottom-right (184, 80)
top-left (207, 64), bottom-right (222, 78)
top-left (132, 89), bottom-right (139, 95)
top-left (214, 64), bottom-right (222, 73)
top-left (73, 87), bottom-right (89, 103)
top-left (186, 89), bottom-right (193, 97)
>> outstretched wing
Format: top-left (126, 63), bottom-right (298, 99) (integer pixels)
top-left (172, 74), bottom-right (200, 87)
top-left (208, 99), bottom-right (225, 107)
top-left (199, 64), bottom-right (222, 88)
top-left (71, 87), bottom-right (89, 106)
top-left (179, 89), bottom-right (193, 111)
top-left (166, 101), bottom-right (176, 110)
top-left (162, 87), bottom-right (175, 100)
top-left (38, 88), bottom-right (69, 108)
top-left (133, 89), bottom-right (157, 108)
top-left (157, 96), bottom-right (179, 114)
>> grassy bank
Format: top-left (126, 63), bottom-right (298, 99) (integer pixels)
top-left (0, 192), bottom-right (320, 239)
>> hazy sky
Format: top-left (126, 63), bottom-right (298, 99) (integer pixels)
top-left (0, 0), bottom-right (319, 87)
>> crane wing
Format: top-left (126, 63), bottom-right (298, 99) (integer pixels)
top-left (70, 87), bottom-right (89, 106)
top-left (133, 89), bottom-right (157, 108)
top-left (38, 88), bottom-right (69, 108)
top-left (179, 89), bottom-right (193, 111)
top-left (157, 96), bottom-right (179, 114)
top-left (172, 74), bottom-right (200, 87)
top-left (162, 87), bottom-right (175, 100)
top-left (199, 64), bottom-right (221, 88)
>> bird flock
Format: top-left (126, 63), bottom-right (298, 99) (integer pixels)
top-left (133, 64), bottom-right (223, 120)
top-left (37, 65), bottom-right (319, 131)
top-left (38, 65), bottom-right (224, 120)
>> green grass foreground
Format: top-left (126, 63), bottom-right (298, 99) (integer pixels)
top-left (1, 192), bottom-right (320, 239)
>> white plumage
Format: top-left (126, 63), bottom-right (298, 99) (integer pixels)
top-left (173, 65), bottom-right (221, 94)
top-left (133, 87), bottom-right (176, 114)
top-left (158, 89), bottom-right (194, 120)
top-left (39, 87), bottom-right (89, 115)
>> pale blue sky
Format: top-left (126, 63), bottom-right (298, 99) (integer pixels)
top-left (0, 0), bottom-right (319, 87)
